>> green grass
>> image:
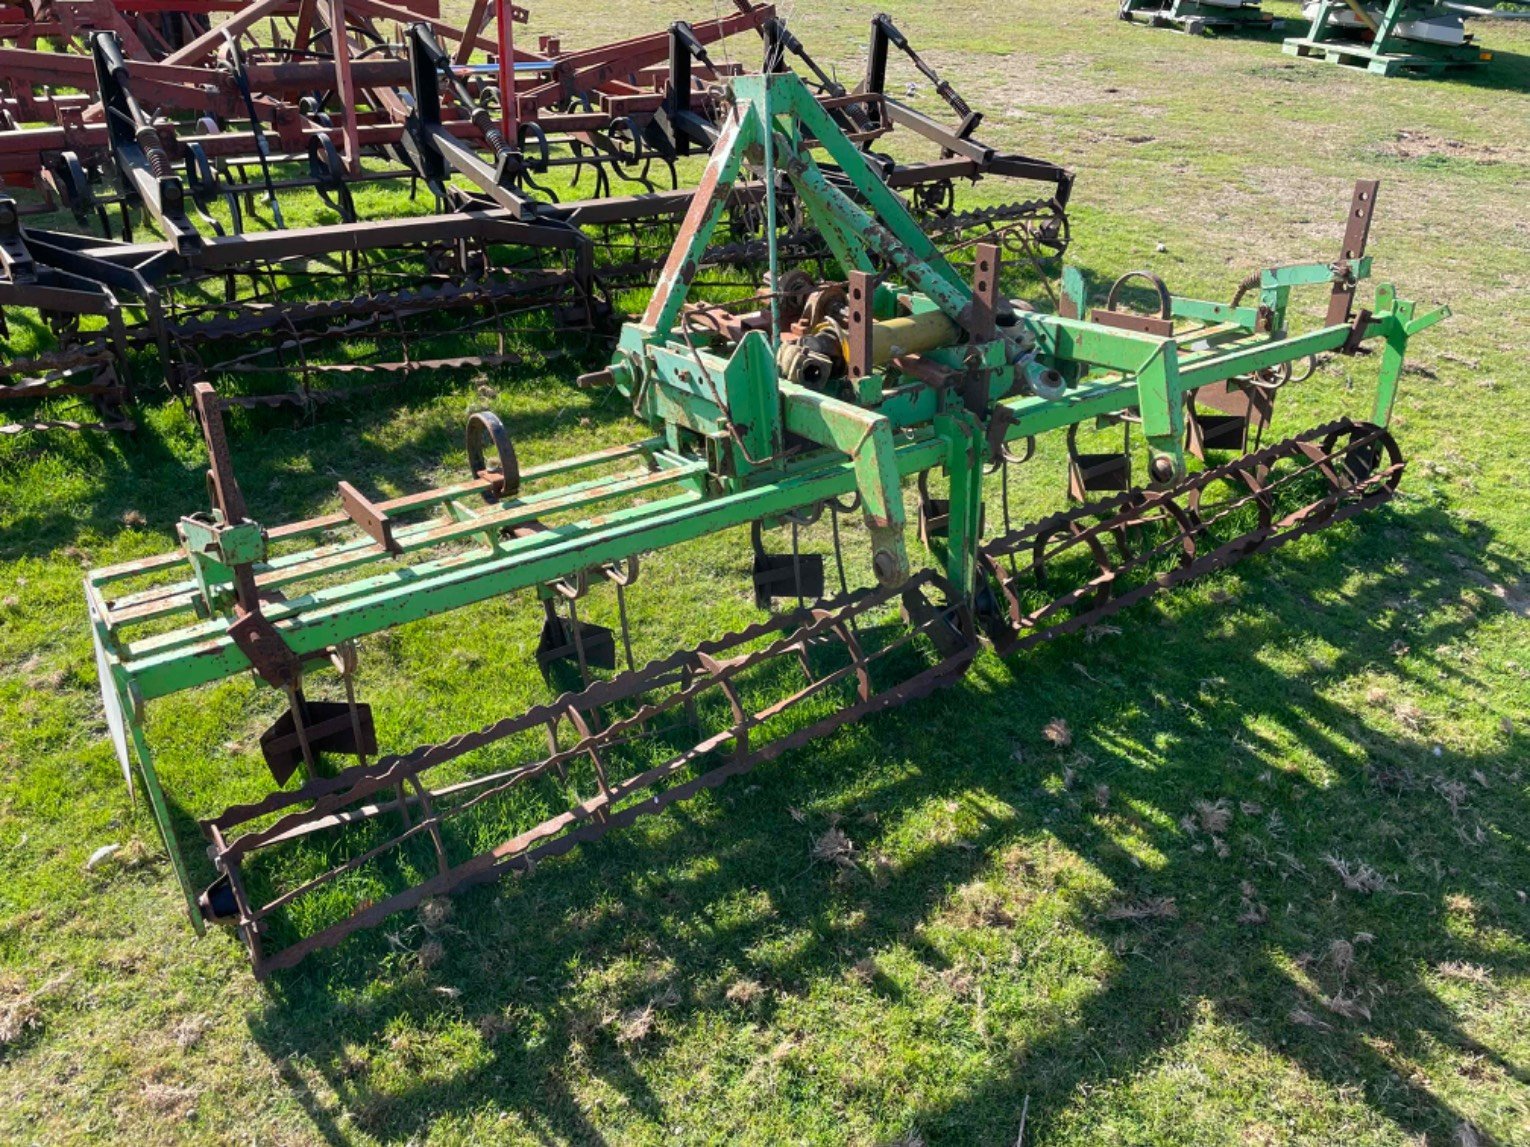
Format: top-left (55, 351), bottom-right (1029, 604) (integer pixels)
top-left (2, 0), bottom-right (1529, 1142)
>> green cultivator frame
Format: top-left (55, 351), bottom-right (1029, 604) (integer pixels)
top-left (86, 72), bottom-right (1447, 976)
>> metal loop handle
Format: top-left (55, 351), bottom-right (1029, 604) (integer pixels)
top-left (1105, 270), bottom-right (1172, 320)
top-left (466, 410), bottom-right (518, 501)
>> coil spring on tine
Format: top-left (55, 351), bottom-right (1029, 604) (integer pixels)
top-left (473, 108), bottom-right (515, 161)
top-left (137, 126), bottom-right (174, 179)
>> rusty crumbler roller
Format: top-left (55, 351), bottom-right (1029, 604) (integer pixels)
top-left (84, 72), bottom-right (1446, 976)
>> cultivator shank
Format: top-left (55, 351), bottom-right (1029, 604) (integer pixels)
top-left (83, 69), bottom-right (1445, 975)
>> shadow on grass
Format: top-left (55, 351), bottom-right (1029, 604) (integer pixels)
top-left (0, 342), bottom-right (630, 560)
top-left (1271, 35), bottom-right (1530, 90)
top-left (231, 495), bottom-right (1527, 1143)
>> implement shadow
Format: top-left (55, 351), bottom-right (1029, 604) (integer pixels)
top-left (911, 506), bottom-right (1528, 1141)
top-left (0, 340), bottom-right (630, 560)
top-left (240, 494), bottom-right (1527, 1142)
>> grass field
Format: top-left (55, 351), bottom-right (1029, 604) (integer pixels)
top-left (1, 0), bottom-right (1528, 1142)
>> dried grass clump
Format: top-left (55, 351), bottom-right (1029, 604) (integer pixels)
top-left (1327, 938), bottom-right (1355, 978)
top-left (417, 939), bottom-right (445, 970)
top-left (1042, 718), bottom-right (1073, 749)
top-left (725, 977), bottom-right (766, 1006)
top-left (615, 1004), bottom-right (655, 1044)
top-left (1288, 1006), bottom-right (1332, 1030)
top-left (0, 973), bottom-right (66, 1050)
top-left (1101, 896), bottom-right (1178, 922)
top-left (1323, 855), bottom-right (1391, 894)
top-left (0, 988), bottom-right (42, 1049)
top-left (419, 898), bottom-right (454, 932)
top-left (848, 958), bottom-right (878, 986)
top-left (1437, 961), bottom-right (1491, 984)
top-left (613, 985), bottom-right (680, 1044)
top-left (950, 882), bottom-right (1015, 929)
top-left (1195, 798), bottom-right (1233, 834)
top-left (141, 1081), bottom-right (199, 1118)
top-left (811, 826), bottom-right (857, 870)
top-left (1320, 992), bottom-right (1372, 1021)
top-left (1237, 882), bottom-right (1268, 926)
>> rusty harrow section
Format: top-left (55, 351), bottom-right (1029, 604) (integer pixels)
top-left (191, 418), bottom-right (1405, 977)
top-left (980, 419), bottom-right (1405, 651)
top-left (197, 573), bottom-right (975, 977)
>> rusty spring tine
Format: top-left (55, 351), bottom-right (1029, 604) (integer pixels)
top-left (388, 301), bottom-right (412, 374)
top-left (998, 458), bottom-right (1020, 580)
top-left (484, 274), bottom-right (508, 359)
top-left (783, 502), bottom-right (826, 616)
top-left (404, 772), bottom-right (451, 879)
top-left (273, 309), bottom-right (314, 403)
top-left (332, 642), bottom-right (368, 770)
top-left (829, 500), bottom-right (851, 599)
top-left (282, 680), bottom-right (319, 778)
top-left (603, 557), bottom-right (639, 673)
top-left (566, 595), bottom-right (593, 691)
top-left (792, 520), bottom-right (805, 613)
top-left (825, 492), bottom-right (864, 638)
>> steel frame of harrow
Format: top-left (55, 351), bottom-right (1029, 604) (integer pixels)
top-left (81, 70), bottom-right (1445, 967)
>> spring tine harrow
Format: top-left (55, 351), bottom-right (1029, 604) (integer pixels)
top-left (76, 66), bottom-right (1447, 975)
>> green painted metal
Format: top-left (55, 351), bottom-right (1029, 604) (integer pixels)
top-left (1120, 0), bottom-right (1278, 35)
top-left (1284, 0), bottom-right (1491, 74)
top-left (84, 71), bottom-right (1446, 918)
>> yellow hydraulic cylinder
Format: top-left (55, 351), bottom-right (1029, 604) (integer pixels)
top-left (837, 310), bottom-right (960, 369)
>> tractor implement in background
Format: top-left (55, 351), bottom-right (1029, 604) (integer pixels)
top-left (84, 70), bottom-right (1445, 975)
top-left (1, 4), bottom-right (1073, 434)
top-left (1118, 0), bottom-right (1280, 35)
top-left (1283, 0), bottom-right (1495, 75)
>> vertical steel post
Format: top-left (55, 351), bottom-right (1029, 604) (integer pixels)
top-left (936, 412), bottom-right (985, 600)
top-left (329, 0), bottom-right (361, 175)
top-left (1371, 284), bottom-right (1410, 427)
top-left (763, 77), bottom-right (781, 345)
top-left (496, 0), bottom-right (517, 141)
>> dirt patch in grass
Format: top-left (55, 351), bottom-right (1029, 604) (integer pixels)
top-left (916, 50), bottom-right (1146, 115)
top-left (1378, 130), bottom-right (1530, 167)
